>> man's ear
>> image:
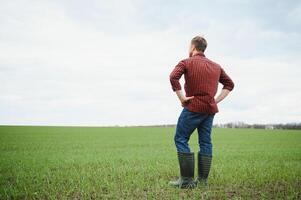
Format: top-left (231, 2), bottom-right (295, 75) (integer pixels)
top-left (191, 44), bottom-right (196, 51)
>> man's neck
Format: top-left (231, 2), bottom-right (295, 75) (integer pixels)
top-left (192, 51), bottom-right (204, 56)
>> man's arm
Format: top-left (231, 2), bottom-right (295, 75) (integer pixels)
top-left (215, 89), bottom-right (230, 104)
top-left (215, 68), bottom-right (234, 104)
top-left (169, 60), bottom-right (185, 91)
top-left (169, 60), bottom-right (194, 106)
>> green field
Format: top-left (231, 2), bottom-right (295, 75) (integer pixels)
top-left (0, 126), bottom-right (300, 199)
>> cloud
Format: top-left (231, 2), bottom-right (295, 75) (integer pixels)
top-left (0, 0), bottom-right (300, 126)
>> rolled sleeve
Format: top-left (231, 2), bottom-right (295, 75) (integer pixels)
top-left (219, 68), bottom-right (234, 91)
top-left (169, 60), bottom-right (186, 91)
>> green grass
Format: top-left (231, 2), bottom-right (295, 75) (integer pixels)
top-left (0, 126), bottom-right (300, 199)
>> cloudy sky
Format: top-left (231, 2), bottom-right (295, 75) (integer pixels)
top-left (1, 0), bottom-right (300, 126)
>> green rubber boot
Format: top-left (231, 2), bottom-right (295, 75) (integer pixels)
top-left (195, 153), bottom-right (212, 186)
top-left (169, 152), bottom-right (196, 189)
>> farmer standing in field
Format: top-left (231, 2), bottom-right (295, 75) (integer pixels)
top-left (168, 36), bottom-right (234, 188)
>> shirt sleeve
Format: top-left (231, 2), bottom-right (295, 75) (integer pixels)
top-left (169, 60), bottom-right (186, 91)
top-left (219, 68), bottom-right (234, 91)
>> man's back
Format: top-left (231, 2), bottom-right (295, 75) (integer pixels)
top-left (169, 52), bottom-right (234, 114)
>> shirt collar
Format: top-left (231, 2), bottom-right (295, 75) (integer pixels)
top-left (193, 52), bottom-right (205, 57)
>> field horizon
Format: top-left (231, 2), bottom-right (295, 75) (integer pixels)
top-left (0, 125), bottom-right (300, 199)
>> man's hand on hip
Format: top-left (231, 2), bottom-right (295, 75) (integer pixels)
top-left (180, 96), bottom-right (194, 106)
top-left (175, 90), bottom-right (194, 107)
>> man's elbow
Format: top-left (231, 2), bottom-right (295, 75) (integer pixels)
top-left (169, 74), bottom-right (178, 85)
top-left (169, 73), bottom-right (176, 81)
top-left (230, 81), bottom-right (235, 91)
top-left (170, 80), bottom-right (181, 92)
top-left (223, 81), bottom-right (234, 91)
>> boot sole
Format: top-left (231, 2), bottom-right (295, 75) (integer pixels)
top-left (180, 182), bottom-right (196, 189)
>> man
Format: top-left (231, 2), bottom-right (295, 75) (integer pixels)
top-left (168, 36), bottom-right (234, 189)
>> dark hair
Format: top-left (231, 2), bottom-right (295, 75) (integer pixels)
top-left (191, 36), bottom-right (207, 52)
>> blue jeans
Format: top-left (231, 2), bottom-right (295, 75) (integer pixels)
top-left (174, 107), bottom-right (215, 156)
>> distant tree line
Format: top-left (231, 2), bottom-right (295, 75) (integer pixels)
top-left (119, 122), bottom-right (301, 130)
top-left (213, 121), bottom-right (301, 130)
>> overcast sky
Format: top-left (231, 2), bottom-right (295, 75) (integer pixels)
top-left (1, 0), bottom-right (300, 126)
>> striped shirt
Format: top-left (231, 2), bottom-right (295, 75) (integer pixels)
top-left (169, 52), bottom-right (234, 114)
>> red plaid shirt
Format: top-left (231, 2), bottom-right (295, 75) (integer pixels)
top-left (169, 52), bottom-right (234, 114)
